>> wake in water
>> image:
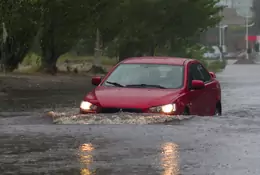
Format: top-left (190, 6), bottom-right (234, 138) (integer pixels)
top-left (46, 110), bottom-right (194, 125)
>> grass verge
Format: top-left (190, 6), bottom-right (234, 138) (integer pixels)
top-left (207, 59), bottom-right (227, 73)
top-left (17, 52), bottom-right (117, 74)
top-left (58, 53), bottom-right (117, 65)
top-left (18, 52), bottom-right (227, 74)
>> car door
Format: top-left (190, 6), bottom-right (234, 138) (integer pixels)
top-left (187, 63), bottom-right (207, 116)
top-left (196, 64), bottom-right (217, 115)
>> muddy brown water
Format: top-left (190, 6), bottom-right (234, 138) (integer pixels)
top-left (1, 64), bottom-right (260, 175)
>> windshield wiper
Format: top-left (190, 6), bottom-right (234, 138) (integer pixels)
top-left (106, 81), bottom-right (125, 87)
top-left (126, 84), bottom-right (166, 89)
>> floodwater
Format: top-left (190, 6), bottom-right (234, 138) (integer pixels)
top-left (1, 64), bottom-right (260, 175)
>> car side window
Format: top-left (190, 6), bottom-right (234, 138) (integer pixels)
top-left (189, 64), bottom-right (204, 81)
top-left (188, 63), bottom-right (204, 88)
top-left (197, 64), bottom-right (211, 83)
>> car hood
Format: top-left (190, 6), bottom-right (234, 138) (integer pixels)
top-left (91, 86), bottom-right (182, 108)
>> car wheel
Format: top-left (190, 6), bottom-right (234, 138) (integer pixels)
top-left (215, 104), bottom-right (222, 116)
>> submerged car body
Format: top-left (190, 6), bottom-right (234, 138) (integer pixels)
top-left (80, 57), bottom-right (222, 116)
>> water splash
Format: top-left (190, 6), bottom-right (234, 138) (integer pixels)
top-left (46, 111), bottom-right (194, 125)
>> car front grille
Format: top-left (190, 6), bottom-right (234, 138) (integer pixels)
top-left (99, 107), bottom-right (143, 113)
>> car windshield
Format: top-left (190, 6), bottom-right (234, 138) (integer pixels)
top-left (103, 63), bottom-right (184, 89)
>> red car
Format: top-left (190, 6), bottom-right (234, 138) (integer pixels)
top-left (80, 57), bottom-right (222, 116)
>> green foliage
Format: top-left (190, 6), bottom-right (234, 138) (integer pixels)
top-left (186, 44), bottom-right (209, 67)
top-left (1, 0), bottom-right (223, 73)
top-left (22, 52), bottom-right (41, 66)
top-left (186, 43), bottom-right (226, 72)
top-left (39, 0), bottom-right (94, 72)
top-left (111, 0), bottom-right (223, 59)
top-left (0, 0), bottom-right (41, 71)
top-left (207, 60), bottom-right (226, 72)
top-left (0, 0), bottom-right (40, 37)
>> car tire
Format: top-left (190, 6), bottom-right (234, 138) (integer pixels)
top-left (215, 103), bottom-right (222, 116)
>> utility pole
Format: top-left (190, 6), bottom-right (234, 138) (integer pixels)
top-left (221, 25), bottom-right (228, 53)
top-left (246, 14), bottom-right (249, 59)
top-left (219, 24), bottom-right (223, 61)
top-left (218, 7), bottom-right (224, 61)
top-left (235, 4), bottom-right (253, 60)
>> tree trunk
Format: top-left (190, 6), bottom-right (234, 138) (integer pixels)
top-left (40, 17), bottom-right (58, 75)
top-left (41, 37), bottom-right (58, 75)
top-left (41, 57), bottom-right (58, 75)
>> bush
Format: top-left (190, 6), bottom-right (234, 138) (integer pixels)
top-left (207, 59), bottom-right (227, 72)
top-left (185, 44), bottom-right (208, 66)
top-left (22, 52), bottom-right (41, 66)
top-left (185, 44), bottom-right (226, 72)
top-left (220, 59), bottom-right (227, 69)
top-left (58, 53), bottom-right (117, 65)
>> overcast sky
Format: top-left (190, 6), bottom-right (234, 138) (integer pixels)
top-left (218, 0), bottom-right (253, 17)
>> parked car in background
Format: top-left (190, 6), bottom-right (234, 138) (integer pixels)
top-left (202, 45), bottom-right (223, 60)
top-left (223, 52), bottom-right (238, 59)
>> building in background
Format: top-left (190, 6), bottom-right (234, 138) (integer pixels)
top-left (200, 0), bottom-right (254, 52)
top-left (218, 0), bottom-right (252, 11)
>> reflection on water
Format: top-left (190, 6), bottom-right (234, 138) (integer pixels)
top-left (80, 143), bottom-right (94, 152)
top-left (79, 143), bottom-right (95, 175)
top-left (161, 142), bottom-right (180, 175)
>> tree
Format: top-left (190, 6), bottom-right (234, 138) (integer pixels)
top-left (87, 0), bottom-right (124, 69)
top-left (107, 0), bottom-right (222, 61)
top-left (0, 0), bottom-right (40, 71)
top-left (39, 0), bottom-right (93, 74)
top-left (0, 0), bottom-right (223, 73)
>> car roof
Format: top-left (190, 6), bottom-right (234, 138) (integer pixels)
top-left (121, 57), bottom-right (193, 65)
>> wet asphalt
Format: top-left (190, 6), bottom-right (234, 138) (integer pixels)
top-left (1, 64), bottom-right (260, 175)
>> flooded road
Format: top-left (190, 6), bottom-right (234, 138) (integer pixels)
top-left (1, 65), bottom-right (260, 175)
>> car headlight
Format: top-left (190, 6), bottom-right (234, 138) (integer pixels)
top-left (80, 101), bottom-right (98, 111)
top-left (149, 104), bottom-right (176, 114)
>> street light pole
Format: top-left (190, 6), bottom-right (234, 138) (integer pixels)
top-left (221, 25), bottom-right (228, 53)
top-left (246, 15), bottom-right (249, 59)
top-left (235, 6), bottom-right (253, 60)
top-left (219, 11), bottom-right (223, 61)
top-left (222, 27), bottom-right (225, 46)
top-left (219, 24), bottom-right (222, 59)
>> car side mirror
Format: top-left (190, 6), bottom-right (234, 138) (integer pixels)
top-left (91, 76), bottom-right (102, 86)
top-left (191, 80), bottom-right (205, 90)
top-left (209, 72), bottom-right (216, 78)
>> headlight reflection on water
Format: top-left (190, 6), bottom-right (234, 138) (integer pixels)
top-left (78, 142), bottom-right (179, 175)
top-left (79, 143), bottom-right (95, 175)
top-left (80, 143), bottom-right (94, 152)
top-left (161, 142), bottom-right (180, 175)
